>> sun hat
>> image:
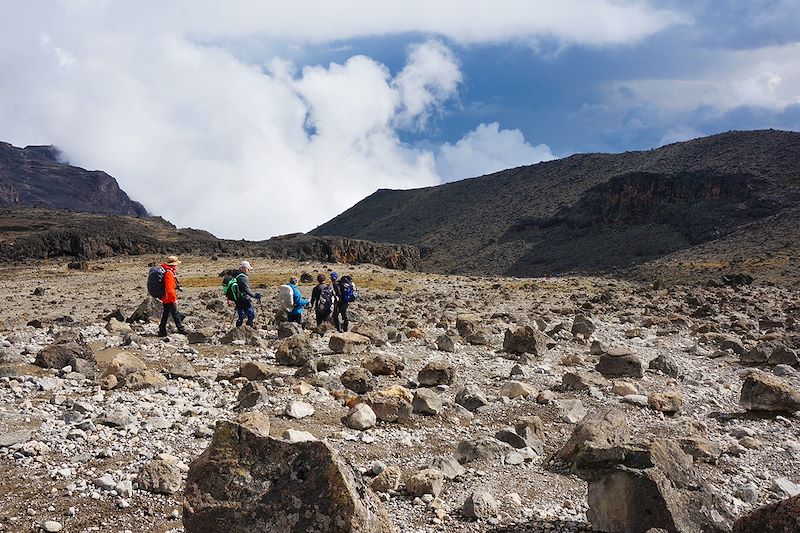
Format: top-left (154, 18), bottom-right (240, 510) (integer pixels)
top-left (240, 260), bottom-right (252, 270)
top-left (165, 255), bottom-right (182, 266)
top-left (330, 271), bottom-right (339, 281)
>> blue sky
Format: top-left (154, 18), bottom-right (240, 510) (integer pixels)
top-left (1, 1), bottom-right (799, 239)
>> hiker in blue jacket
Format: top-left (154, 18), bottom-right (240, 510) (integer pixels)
top-left (287, 276), bottom-right (309, 325)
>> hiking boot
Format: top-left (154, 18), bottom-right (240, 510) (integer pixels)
top-left (246, 321), bottom-right (254, 328)
top-left (157, 329), bottom-right (167, 337)
top-left (177, 328), bottom-right (187, 335)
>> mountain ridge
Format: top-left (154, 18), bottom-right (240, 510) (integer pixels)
top-left (311, 129), bottom-right (800, 284)
top-left (0, 141), bottom-right (147, 217)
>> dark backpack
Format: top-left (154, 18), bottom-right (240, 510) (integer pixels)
top-left (340, 276), bottom-right (358, 303)
top-left (147, 266), bottom-right (166, 298)
top-left (222, 273), bottom-right (243, 302)
top-left (316, 284), bottom-right (335, 315)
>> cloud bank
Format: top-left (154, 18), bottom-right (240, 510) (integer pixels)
top-left (0, 1), bottom-right (685, 238)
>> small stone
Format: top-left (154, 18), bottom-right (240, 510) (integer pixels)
top-left (406, 468), bottom-right (444, 498)
top-left (648, 391), bottom-right (684, 414)
top-left (418, 361), bottom-right (456, 386)
top-left (42, 521), bottom-right (63, 532)
top-left (500, 380), bottom-right (535, 399)
top-left (282, 429), bottom-right (317, 442)
top-left (611, 381), bottom-right (638, 396)
top-left (370, 466), bottom-right (402, 493)
top-left (284, 400), bottom-right (315, 419)
top-left (344, 403), bottom-right (376, 430)
top-left (463, 491), bottom-right (499, 520)
top-left (412, 388), bottom-right (443, 415)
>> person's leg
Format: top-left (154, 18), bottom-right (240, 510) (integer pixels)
top-left (236, 305), bottom-right (245, 327)
top-left (158, 303), bottom-right (170, 336)
top-left (340, 301), bottom-right (349, 332)
top-left (288, 313), bottom-right (301, 324)
top-left (170, 304), bottom-right (186, 333)
top-left (245, 302), bottom-right (255, 327)
top-left (333, 304), bottom-right (341, 332)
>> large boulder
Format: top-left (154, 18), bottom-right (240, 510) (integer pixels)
top-left (103, 352), bottom-right (147, 380)
top-left (580, 440), bottom-right (733, 533)
top-left (351, 324), bottom-right (388, 347)
top-left (364, 387), bottom-right (413, 423)
top-left (220, 326), bottom-right (263, 347)
top-left (503, 326), bottom-right (549, 359)
top-left (456, 314), bottom-right (482, 338)
top-left (126, 297), bottom-right (163, 323)
top-left (340, 367), bottom-right (376, 394)
top-left (362, 353), bottom-right (405, 376)
top-left (34, 342), bottom-right (95, 370)
top-left (329, 332), bottom-right (372, 354)
top-left (732, 494), bottom-right (800, 532)
top-left (277, 322), bottom-right (303, 339)
top-left (571, 314), bottom-right (596, 338)
top-left (417, 361), bottom-right (456, 386)
top-left (275, 334), bottom-right (313, 367)
top-left (557, 408), bottom-right (630, 465)
top-left (740, 369), bottom-right (800, 413)
top-left (184, 420), bottom-right (394, 533)
top-left (596, 352), bottom-right (644, 379)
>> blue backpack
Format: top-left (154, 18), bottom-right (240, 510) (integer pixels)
top-left (340, 276), bottom-right (358, 303)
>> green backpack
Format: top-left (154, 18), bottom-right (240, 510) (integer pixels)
top-left (222, 274), bottom-right (243, 302)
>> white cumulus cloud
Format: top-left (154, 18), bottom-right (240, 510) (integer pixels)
top-left (436, 122), bottom-right (556, 181)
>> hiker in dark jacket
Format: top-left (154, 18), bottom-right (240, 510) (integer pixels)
top-left (158, 255), bottom-right (186, 337)
top-left (235, 260), bottom-right (261, 327)
top-left (310, 273), bottom-right (335, 326)
top-left (331, 271), bottom-right (350, 332)
top-left (287, 276), bottom-right (309, 324)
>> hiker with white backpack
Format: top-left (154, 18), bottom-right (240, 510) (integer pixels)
top-left (279, 276), bottom-right (309, 325)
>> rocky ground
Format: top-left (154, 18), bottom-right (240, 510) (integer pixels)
top-left (0, 255), bottom-right (799, 532)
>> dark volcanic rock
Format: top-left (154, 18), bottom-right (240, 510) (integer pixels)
top-left (183, 420), bottom-right (394, 533)
top-left (34, 341), bottom-right (95, 370)
top-left (0, 142), bottom-right (147, 216)
top-left (503, 326), bottom-right (550, 359)
top-left (732, 494), bottom-right (800, 532)
top-left (739, 369), bottom-right (800, 413)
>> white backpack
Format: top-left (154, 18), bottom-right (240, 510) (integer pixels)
top-left (278, 285), bottom-right (294, 311)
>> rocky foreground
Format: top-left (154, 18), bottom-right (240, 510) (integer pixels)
top-left (0, 255), bottom-right (799, 532)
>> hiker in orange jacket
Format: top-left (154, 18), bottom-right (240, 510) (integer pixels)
top-left (158, 255), bottom-right (186, 336)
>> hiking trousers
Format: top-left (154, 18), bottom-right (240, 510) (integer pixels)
top-left (236, 299), bottom-right (255, 327)
top-left (287, 312), bottom-right (302, 325)
top-left (333, 301), bottom-right (349, 332)
top-left (159, 302), bottom-right (184, 334)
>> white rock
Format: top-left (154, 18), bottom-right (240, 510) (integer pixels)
top-left (282, 429), bottom-right (317, 442)
top-left (284, 401), bottom-right (315, 419)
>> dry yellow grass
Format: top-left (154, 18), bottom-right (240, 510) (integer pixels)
top-left (181, 272), bottom-right (398, 291)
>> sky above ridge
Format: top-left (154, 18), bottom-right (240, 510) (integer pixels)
top-left (1, 1), bottom-right (799, 239)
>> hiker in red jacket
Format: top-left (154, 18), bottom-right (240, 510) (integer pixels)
top-left (158, 255), bottom-right (186, 336)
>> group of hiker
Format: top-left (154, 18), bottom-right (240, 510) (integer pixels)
top-left (149, 255), bottom-right (357, 336)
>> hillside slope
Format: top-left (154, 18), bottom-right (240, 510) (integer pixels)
top-left (312, 130), bottom-right (800, 282)
top-left (0, 142), bottom-right (147, 216)
top-left (0, 208), bottom-right (420, 271)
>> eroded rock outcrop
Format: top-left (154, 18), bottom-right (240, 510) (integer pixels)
top-left (184, 420), bottom-right (394, 533)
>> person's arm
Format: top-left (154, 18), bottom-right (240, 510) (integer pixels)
top-left (239, 273), bottom-right (256, 298)
top-left (310, 285), bottom-right (320, 307)
top-left (292, 285), bottom-right (309, 307)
